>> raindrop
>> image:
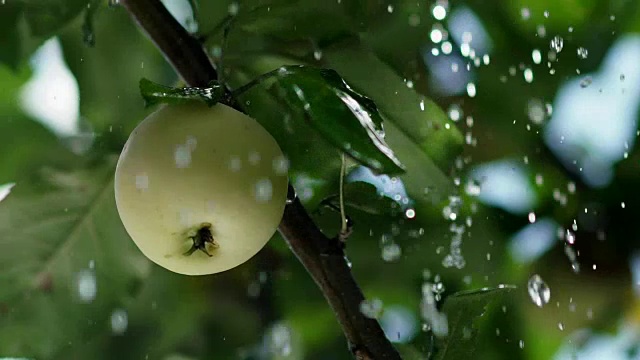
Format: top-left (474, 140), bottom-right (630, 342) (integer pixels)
top-left (543, 10), bottom-right (550, 18)
top-left (532, 49), bottom-right (542, 64)
top-left (465, 180), bottom-right (481, 196)
top-left (265, 323), bottom-right (292, 356)
top-left (524, 68), bottom-right (534, 83)
top-left (382, 243), bottom-right (402, 262)
top-left (77, 269), bottom-right (97, 303)
top-left (174, 144), bottom-right (191, 168)
top-left (550, 36), bottom-right (564, 53)
top-left (360, 298), bottom-right (384, 319)
top-left (579, 76), bottom-right (593, 88)
top-left (528, 212), bottom-right (536, 223)
top-left (448, 104), bottom-right (462, 121)
top-left (577, 47), bottom-right (589, 59)
top-left (432, 5), bottom-right (446, 20)
top-left (228, 2), bottom-right (239, 15)
top-left (254, 178), bottom-right (273, 203)
top-left (228, 156), bottom-right (242, 172)
top-left (110, 308), bottom-right (128, 335)
top-left (565, 229), bottom-right (576, 244)
top-left (108, 0), bottom-right (120, 6)
top-left (313, 49), bottom-right (323, 60)
top-left (527, 98), bottom-right (546, 124)
top-left (466, 83), bottom-right (477, 97)
top-left (248, 151), bottom-right (261, 165)
top-left (536, 25), bottom-right (547, 38)
top-left (430, 28), bottom-right (443, 43)
top-left (519, 340), bottom-right (525, 349)
top-left (272, 155), bottom-right (290, 175)
top-left (135, 173), bottom-right (149, 190)
top-left (520, 8), bottom-right (530, 20)
top-left (387, 5), bottom-right (394, 13)
top-left (527, 274), bottom-right (550, 307)
top-left (564, 244), bottom-right (580, 273)
top-left (405, 208), bottom-right (416, 219)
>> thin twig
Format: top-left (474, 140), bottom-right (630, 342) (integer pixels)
top-left (339, 153), bottom-right (348, 233)
top-left (119, 1), bottom-right (400, 358)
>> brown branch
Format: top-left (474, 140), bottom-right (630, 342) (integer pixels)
top-left (119, 0), bottom-right (401, 358)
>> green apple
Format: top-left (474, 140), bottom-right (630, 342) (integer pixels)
top-left (115, 103), bottom-right (288, 275)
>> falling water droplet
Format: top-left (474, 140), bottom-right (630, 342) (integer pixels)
top-left (359, 298), bottom-right (384, 319)
top-left (266, 323), bottom-right (292, 356)
top-left (272, 155), bottom-right (290, 175)
top-left (550, 36), bottom-right (564, 53)
top-left (254, 178), bottom-right (273, 203)
top-left (228, 2), bottom-right (239, 15)
top-left (580, 76), bottom-right (593, 88)
top-left (577, 47), bottom-right (589, 59)
top-left (110, 309), bottom-right (128, 335)
top-left (77, 269), bottom-right (97, 303)
top-left (135, 173), bottom-right (149, 190)
top-left (527, 274), bottom-right (550, 307)
top-left (382, 243), bottom-right (402, 262)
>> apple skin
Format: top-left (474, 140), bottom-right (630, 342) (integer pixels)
top-left (115, 103), bottom-right (288, 275)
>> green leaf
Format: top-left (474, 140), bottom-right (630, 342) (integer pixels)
top-left (23, 0), bottom-right (89, 38)
top-left (273, 66), bottom-right (405, 175)
top-left (0, 3), bottom-right (23, 70)
top-left (0, 115), bottom-right (77, 186)
top-left (323, 43), bottom-right (463, 169)
top-left (0, 157), bottom-right (149, 358)
top-left (139, 78), bottom-right (227, 108)
top-left (434, 286), bottom-right (516, 360)
top-left (81, 0), bottom-right (102, 48)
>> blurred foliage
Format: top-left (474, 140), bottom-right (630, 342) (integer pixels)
top-left (1, 0), bottom-right (640, 359)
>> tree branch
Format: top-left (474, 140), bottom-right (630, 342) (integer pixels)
top-left (119, 0), bottom-right (401, 358)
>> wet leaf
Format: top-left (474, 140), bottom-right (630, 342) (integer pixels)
top-left (273, 66), bottom-right (405, 175)
top-left (434, 286), bottom-right (516, 360)
top-left (324, 44), bottom-right (463, 169)
top-left (139, 78), bottom-right (226, 108)
top-left (0, 157), bottom-right (148, 358)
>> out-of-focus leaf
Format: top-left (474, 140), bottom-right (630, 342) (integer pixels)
top-left (198, 0), bottom-right (351, 44)
top-left (324, 43), bottom-right (463, 169)
top-left (434, 286), bottom-right (516, 360)
top-left (318, 181), bottom-right (400, 216)
top-left (81, 0), bottom-right (101, 48)
top-left (0, 115), bottom-right (76, 186)
top-left (0, 157), bottom-right (149, 358)
top-left (23, 0), bottom-right (88, 38)
top-left (396, 344), bottom-right (428, 360)
top-left (273, 66), bottom-right (405, 175)
top-left (139, 78), bottom-right (226, 108)
top-left (0, 3), bottom-right (23, 70)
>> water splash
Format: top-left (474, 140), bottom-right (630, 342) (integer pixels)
top-left (527, 274), bottom-right (550, 307)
